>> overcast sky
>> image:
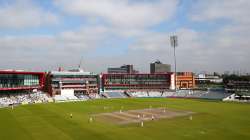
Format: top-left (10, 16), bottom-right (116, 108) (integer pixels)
top-left (0, 0), bottom-right (250, 73)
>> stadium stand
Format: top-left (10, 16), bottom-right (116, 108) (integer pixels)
top-left (161, 91), bottom-right (175, 97)
top-left (104, 91), bottom-right (128, 98)
top-left (199, 90), bottom-right (231, 99)
top-left (148, 92), bottom-right (162, 97)
top-left (129, 91), bottom-right (148, 97)
top-left (0, 91), bottom-right (51, 107)
top-left (125, 88), bottom-right (232, 100)
top-left (0, 88), bottom-right (233, 108)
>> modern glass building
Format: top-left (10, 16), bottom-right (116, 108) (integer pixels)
top-left (150, 60), bottom-right (171, 74)
top-left (107, 65), bottom-right (137, 74)
top-left (0, 71), bottom-right (45, 91)
top-left (101, 73), bottom-right (171, 91)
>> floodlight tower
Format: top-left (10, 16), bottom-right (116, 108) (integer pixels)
top-left (170, 35), bottom-right (178, 91)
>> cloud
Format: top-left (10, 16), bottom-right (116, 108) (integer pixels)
top-left (0, 25), bottom-right (109, 49)
top-left (0, 25), bottom-right (111, 71)
top-left (187, 0), bottom-right (250, 71)
top-left (129, 33), bottom-right (169, 52)
top-left (0, 0), bottom-right (59, 29)
top-left (1, 0), bottom-right (250, 73)
top-left (54, 0), bottom-right (178, 28)
top-left (125, 0), bottom-right (250, 73)
top-left (127, 25), bottom-right (250, 72)
top-left (129, 28), bottom-right (203, 52)
top-left (190, 0), bottom-right (250, 24)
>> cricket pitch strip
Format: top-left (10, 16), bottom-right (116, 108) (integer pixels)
top-left (94, 108), bottom-right (195, 125)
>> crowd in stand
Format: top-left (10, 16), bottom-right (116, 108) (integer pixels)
top-left (0, 89), bottom-right (232, 108)
top-left (0, 91), bottom-right (104, 107)
top-left (0, 91), bottom-right (51, 108)
top-left (121, 90), bottom-right (231, 99)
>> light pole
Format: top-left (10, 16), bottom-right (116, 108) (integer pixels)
top-left (170, 35), bottom-right (178, 91)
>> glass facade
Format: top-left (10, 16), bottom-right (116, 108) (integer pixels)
top-left (0, 74), bottom-right (40, 88)
top-left (105, 74), bottom-right (169, 85)
top-left (102, 74), bottom-right (171, 91)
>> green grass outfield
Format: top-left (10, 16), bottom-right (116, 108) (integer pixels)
top-left (0, 98), bottom-right (250, 140)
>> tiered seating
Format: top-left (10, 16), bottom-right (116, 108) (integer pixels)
top-left (161, 92), bottom-right (175, 97)
top-left (0, 88), bottom-right (234, 108)
top-left (125, 89), bottom-right (228, 100)
top-left (104, 92), bottom-right (127, 98)
top-left (200, 91), bottom-right (231, 100)
top-left (148, 92), bottom-right (162, 97)
top-left (0, 91), bottom-right (51, 106)
top-left (130, 91), bottom-right (148, 97)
